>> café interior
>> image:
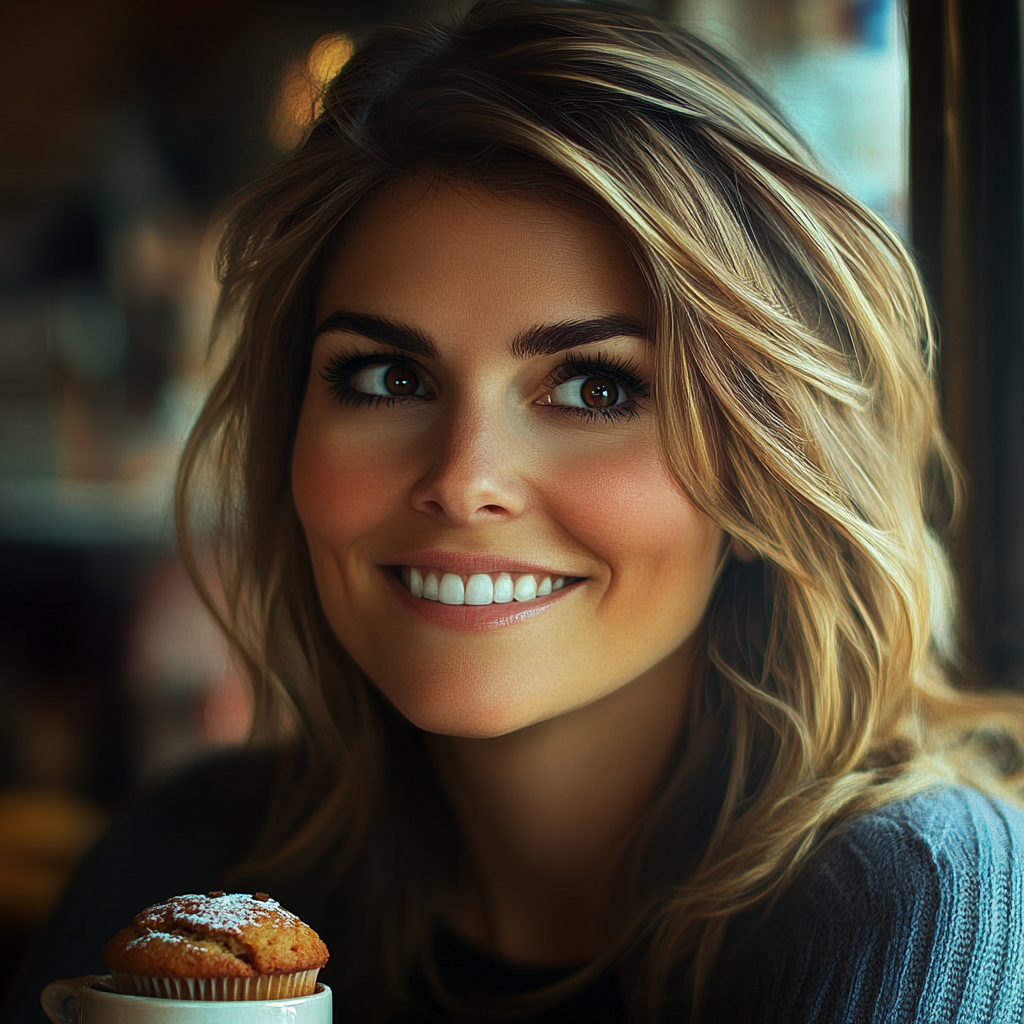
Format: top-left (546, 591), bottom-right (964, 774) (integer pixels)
top-left (0, 0), bottom-right (1020, 1004)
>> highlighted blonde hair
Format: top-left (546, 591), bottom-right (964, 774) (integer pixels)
top-left (178, 2), bottom-right (1024, 1019)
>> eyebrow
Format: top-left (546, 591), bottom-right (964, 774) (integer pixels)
top-left (314, 311), bottom-right (440, 359)
top-left (510, 315), bottom-right (650, 358)
top-left (314, 311), bottom-right (649, 360)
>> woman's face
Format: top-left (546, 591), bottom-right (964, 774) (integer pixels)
top-left (293, 179), bottom-right (725, 738)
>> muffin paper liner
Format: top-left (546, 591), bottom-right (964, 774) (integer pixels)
top-left (111, 969), bottom-right (320, 1001)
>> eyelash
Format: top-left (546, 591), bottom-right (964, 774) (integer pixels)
top-left (320, 348), bottom-right (650, 422)
top-left (321, 349), bottom-right (421, 409)
top-left (544, 351), bottom-right (649, 424)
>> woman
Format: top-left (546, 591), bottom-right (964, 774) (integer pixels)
top-left (7, 2), bottom-right (1024, 1021)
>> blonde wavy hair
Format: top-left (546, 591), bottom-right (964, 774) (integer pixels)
top-left (177, 2), bottom-right (1024, 1019)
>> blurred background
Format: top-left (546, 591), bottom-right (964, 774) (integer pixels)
top-left (0, 0), bottom-right (1019, 1000)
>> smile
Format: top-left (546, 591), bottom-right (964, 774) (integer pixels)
top-left (399, 567), bottom-right (572, 606)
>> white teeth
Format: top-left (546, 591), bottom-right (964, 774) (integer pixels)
top-left (439, 573), bottom-right (465, 605)
top-left (465, 573), bottom-right (494, 605)
top-left (404, 568), bottom-right (572, 605)
top-left (493, 572), bottom-right (514, 603)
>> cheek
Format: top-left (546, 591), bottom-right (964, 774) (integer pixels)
top-left (291, 416), bottom-right (409, 549)
top-left (545, 441), bottom-right (722, 613)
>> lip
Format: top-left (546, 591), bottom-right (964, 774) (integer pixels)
top-left (382, 567), bottom-right (580, 631)
top-left (382, 549), bottom-right (583, 578)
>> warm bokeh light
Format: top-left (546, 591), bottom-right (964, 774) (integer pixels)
top-left (0, 790), bottom-right (107, 927)
top-left (308, 31), bottom-right (355, 90)
top-left (269, 31), bottom-right (354, 151)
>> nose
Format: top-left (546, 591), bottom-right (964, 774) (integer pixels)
top-left (409, 401), bottom-right (528, 525)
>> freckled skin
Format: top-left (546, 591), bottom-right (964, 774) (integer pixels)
top-left (291, 180), bottom-right (725, 739)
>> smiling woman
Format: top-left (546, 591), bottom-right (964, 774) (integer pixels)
top-left (9, 2), bottom-right (1024, 1023)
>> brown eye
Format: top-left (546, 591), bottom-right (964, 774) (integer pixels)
top-left (384, 364), bottom-right (419, 395)
top-left (347, 362), bottom-right (428, 399)
top-left (581, 376), bottom-right (619, 408)
top-left (547, 374), bottom-right (629, 413)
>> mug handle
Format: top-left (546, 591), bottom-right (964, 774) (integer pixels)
top-left (40, 975), bottom-right (107, 1023)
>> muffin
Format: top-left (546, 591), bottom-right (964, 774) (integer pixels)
top-left (103, 891), bottom-right (329, 1001)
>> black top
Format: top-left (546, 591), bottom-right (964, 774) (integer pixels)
top-left (4, 749), bottom-right (1024, 1022)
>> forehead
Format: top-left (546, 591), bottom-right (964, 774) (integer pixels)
top-left (316, 178), bottom-right (648, 340)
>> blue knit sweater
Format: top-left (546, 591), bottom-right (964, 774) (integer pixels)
top-left (704, 784), bottom-right (1024, 1023)
top-left (3, 753), bottom-right (1022, 1023)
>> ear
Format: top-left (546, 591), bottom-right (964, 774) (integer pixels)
top-left (730, 537), bottom-right (758, 563)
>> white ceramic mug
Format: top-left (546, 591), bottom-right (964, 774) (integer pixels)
top-left (40, 975), bottom-right (333, 1023)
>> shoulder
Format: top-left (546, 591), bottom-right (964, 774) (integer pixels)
top-left (74, 745), bottom-right (284, 902)
top-left (840, 781), bottom-right (1024, 867)
top-left (792, 784), bottom-right (1024, 929)
top-left (106, 744), bottom-right (283, 843)
top-left (0, 747), bottom-right (282, 1023)
top-left (703, 785), bottom-right (1024, 1024)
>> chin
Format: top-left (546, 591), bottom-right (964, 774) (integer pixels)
top-left (374, 672), bottom-right (552, 739)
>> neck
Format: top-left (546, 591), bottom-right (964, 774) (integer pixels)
top-left (426, 639), bottom-right (697, 967)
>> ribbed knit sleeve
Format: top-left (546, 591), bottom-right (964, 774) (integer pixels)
top-left (703, 786), bottom-right (1024, 1024)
